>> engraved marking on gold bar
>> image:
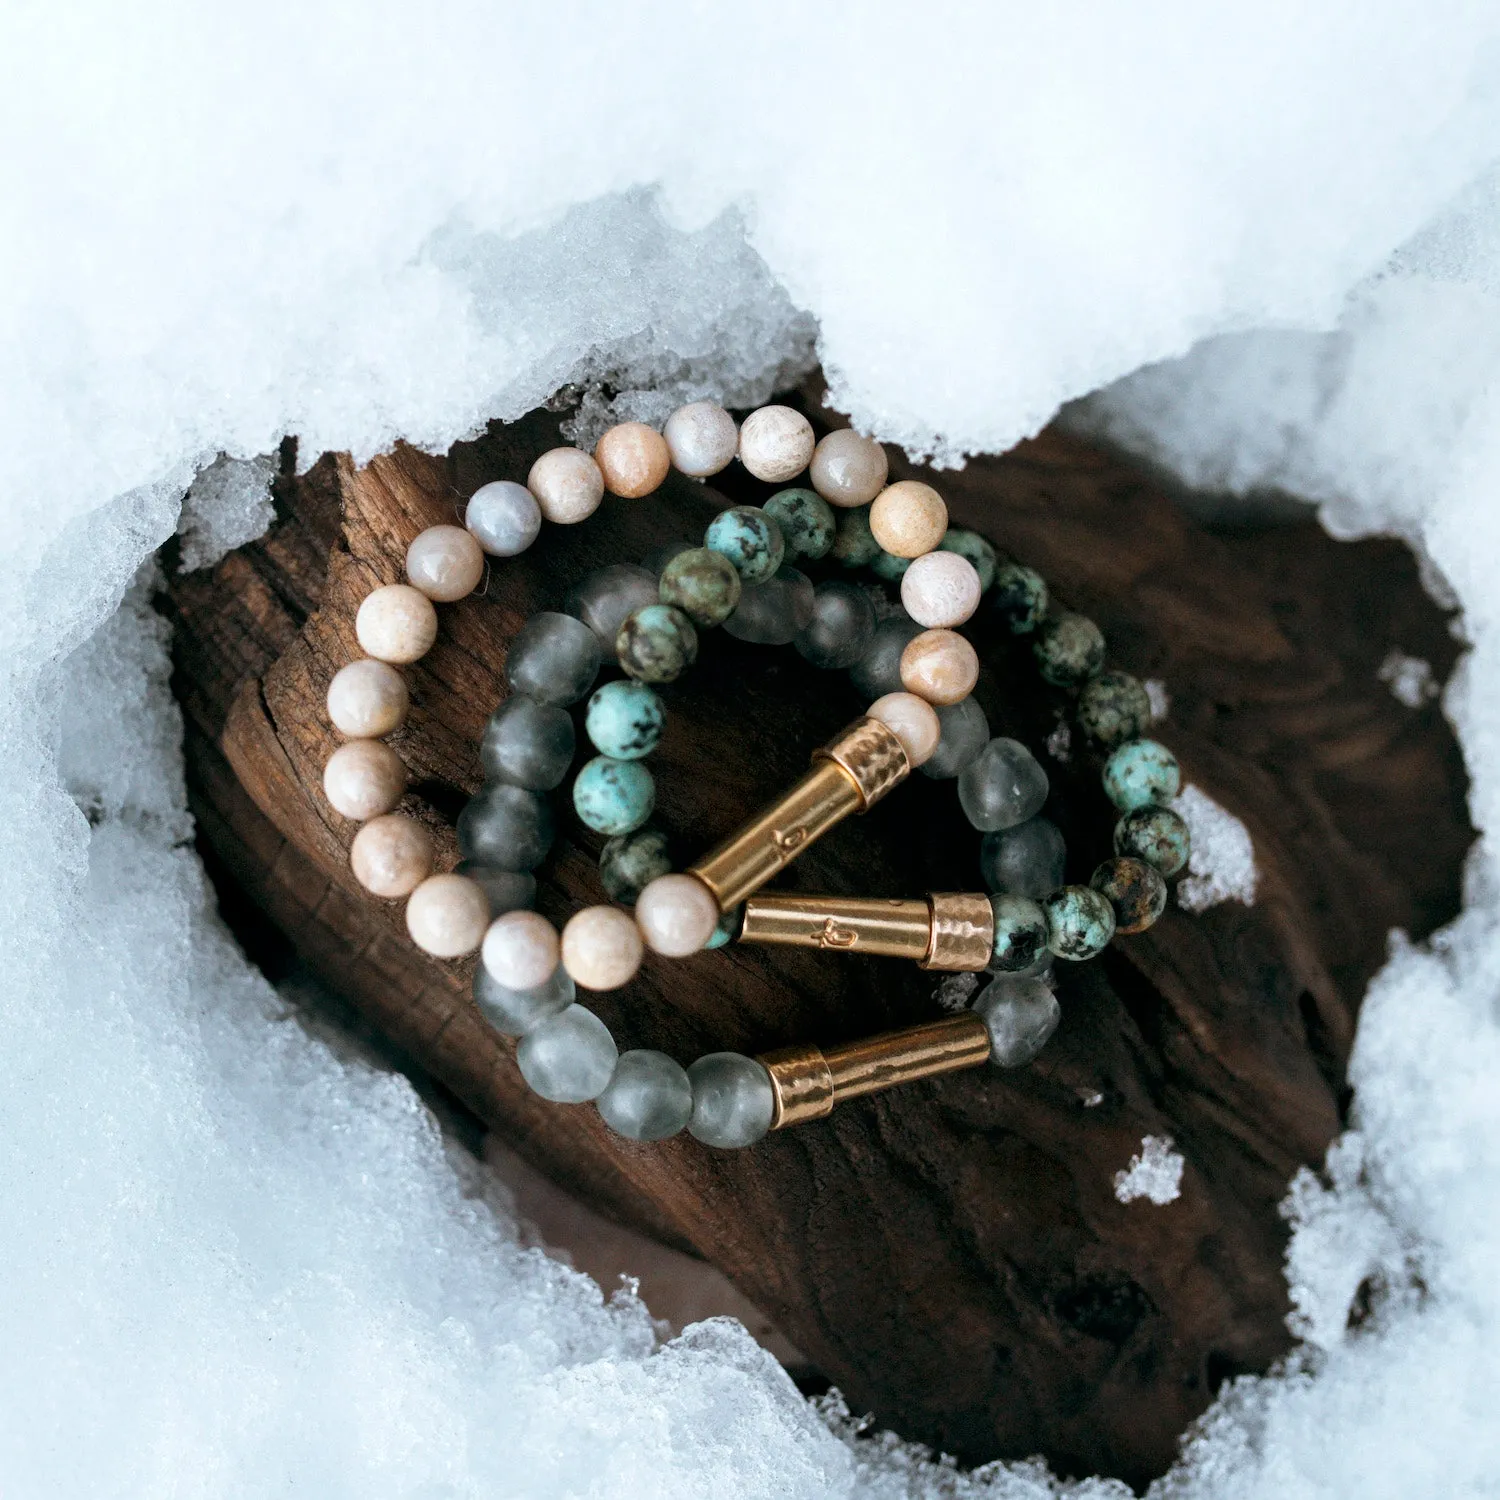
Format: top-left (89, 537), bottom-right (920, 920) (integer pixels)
top-left (740, 895), bottom-right (932, 959)
top-left (823, 1013), bottom-right (991, 1104)
top-left (759, 1043), bottom-right (835, 1129)
top-left (921, 893), bottom-right (995, 972)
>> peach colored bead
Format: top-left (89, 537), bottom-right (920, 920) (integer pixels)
top-left (561, 905), bottom-right (644, 991)
top-left (634, 873), bottom-right (719, 957)
top-left (481, 909), bottom-right (561, 990)
top-left (737, 404), bottom-right (815, 482)
top-left (663, 401), bottom-right (738, 477)
top-left (349, 813), bottom-right (434, 898)
top-left (867, 692), bottom-right (941, 768)
top-left (356, 584), bottom-right (439, 665)
top-left (326, 658), bottom-right (409, 738)
top-left (595, 422), bottom-right (671, 498)
top-left (528, 447), bottom-right (605, 525)
top-left (809, 429), bottom-right (889, 508)
top-left (405, 873), bottom-right (490, 959)
top-left (322, 739), bottom-right (407, 821)
top-left (900, 628), bottom-right (980, 706)
top-left (869, 481), bottom-right (948, 558)
top-left (405, 524), bottom-right (485, 603)
top-left (901, 550), bottom-right (982, 628)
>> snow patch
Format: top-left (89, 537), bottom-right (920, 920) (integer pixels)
top-left (1378, 648), bottom-right (1440, 708)
top-left (1173, 784), bottom-right (1259, 912)
top-left (1113, 1136), bottom-right (1185, 1206)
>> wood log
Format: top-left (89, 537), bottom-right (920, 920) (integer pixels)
top-left (161, 395), bottom-right (1472, 1487)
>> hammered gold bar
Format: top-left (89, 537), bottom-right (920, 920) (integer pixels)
top-left (739, 892), bottom-right (994, 971)
top-left (686, 718), bottom-right (910, 912)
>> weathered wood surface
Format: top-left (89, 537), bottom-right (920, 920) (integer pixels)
top-left (162, 399), bottom-right (1471, 1486)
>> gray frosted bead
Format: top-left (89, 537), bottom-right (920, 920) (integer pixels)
top-left (465, 480), bottom-right (541, 557)
top-left (473, 961), bottom-right (574, 1036)
top-left (596, 1049), bottom-right (694, 1140)
top-left (517, 1004), bottom-right (619, 1103)
top-left (722, 565), bottom-right (815, 645)
top-left (958, 737), bottom-right (1050, 832)
top-left (565, 564), bottom-right (660, 649)
top-left (974, 976), bottom-right (1061, 1067)
top-left (979, 815), bottom-right (1067, 897)
top-left (687, 1052), bottom-right (775, 1149)
top-left (794, 580), bottom-right (876, 669)
top-left (456, 861), bottom-right (536, 917)
top-left (599, 827), bottom-right (671, 903)
top-left (457, 783), bottom-right (554, 871)
top-left (506, 611), bottom-right (602, 706)
top-left (643, 539), bottom-right (697, 576)
top-left (848, 615), bottom-right (921, 698)
top-left (921, 696), bottom-right (990, 780)
top-left (479, 694), bottom-right (576, 791)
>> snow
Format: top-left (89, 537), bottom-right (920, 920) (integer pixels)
top-left (1377, 649), bottom-right (1440, 708)
top-left (1173, 785), bottom-right (1260, 912)
top-left (1114, 1137), bottom-right (1187, 1206)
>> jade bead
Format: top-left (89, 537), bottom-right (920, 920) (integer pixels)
top-left (939, 529), bottom-right (997, 592)
top-left (1042, 885), bottom-right (1117, 961)
top-left (659, 546), bottom-right (742, 627)
top-left (1102, 738), bottom-right (1181, 812)
top-left (573, 755), bottom-right (655, 836)
top-left (1077, 670), bottom-right (1152, 748)
top-left (1114, 805), bottom-right (1191, 878)
top-left (1090, 856), bottom-right (1168, 935)
top-left (871, 549), bottom-right (911, 582)
top-left (616, 603), bottom-right (698, 683)
top-left (585, 679), bottom-right (665, 760)
top-left (990, 894), bottom-right (1050, 973)
top-left (974, 975), bottom-right (1061, 1067)
top-left (831, 505), bottom-right (881, 569)
top-left (704, 505), bottom-right (785, 584)
top-left (598, 827), bottom-right (671, 904)
top-left (992, 563), bottom-right (1048, 634)
top-left (1033, 611), bottom-right (1106, 687)
top-left (764, 487), bottom-right (836, 561)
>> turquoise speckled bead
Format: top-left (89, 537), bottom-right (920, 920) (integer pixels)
top-left (1102, 738), bottom-right (1182, 812)
top-left (939, 529), bottom-right (997, 592)
top-left (1033, 611), bottom-right (1106, 687)
top-left (599, 827), bottom-right (671, 903)
top-left (990, 894), bottom-right (1049, 973)
top-left (992, 563), bottom-right (1048, 634)
top-left (573, 755), bottom-right (655, 836)
top-left (871, 549), bottom-right (911, 582)
top-left (1090, 856), bottom-right (1167, 935)
top-left (704, 505), bottom-right (785, 584)
top-left (1042, 884), bottom-right (1117, 960)
top-left (585, 679), bottom-right (665, 760)
top-left (659, 546), bottom-right (742, 627)
top-left (832, 505), bottom-right (881, 568)
top-left (764, 488), bottom-right (836, 561)
top-left (705, 905), bottom-right (743, 949)
top-left (616, 603), bottom-right (698, 683)
top-left (1114, 804), bottom-right (1191, 878)
top-left (1077, 670), bottom-right (1152, 748)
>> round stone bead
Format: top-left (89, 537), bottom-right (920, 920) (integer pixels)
top-left (616, 603), bottom-right (698, 683)
top-left (958, 737), bottom-right (1050, 831)
top-left (921, 696), bottom-right (989, 781)
top-left (794, 580), bottom-right (876, 668)
top-left (974, 976), bottom-right (1062, 1068)
top-left (465, 480), bottom-right (541, 557)
top-left (456, 861), bottom-right (536, 917)
top-left (517, 1004), bottom-right (618, 1103)
top-left (506, 611), bottom-right (602, 707)
top-left (939, 529), bottom-right (997, 592)
top-left (356, 584), bottom-right (438, 665)
top-left (595, 421), bottom-right (670, 498)
top-left (456, 783), bottom-right (554, 871)
top-left (704, 505), bottom-right (785, 584)
top-left (481, 909), bottom-right (561, 991)
top-left (323, 739), bottom-right (407, 821)
top-left (326, 658), bottom-right (408, 738)
top-left (405, 524), bottom-right (484, 602)
top-left (687, 1053), bottom-right (775, 1149)
top-left (597, 1049), bottom-right (694, 1141)
top-left (599, 827), bottom-right (671, 904)
top-left (900, 629), bottom-right (980, 706)
top-left (764, 488), bottom-right (836, 561)
top-left (349, 813), bottom-right (433, 898)
top-left (659, 547), bottom-right (742, 627)
top-left (561, 905), bottom-right (644, 990)
top-left (706, 906), bottom-right (742, 949)
top-left (643, 539), bottom-right (696, 577)
top-left (738, 405), bottom-right (814, 483)
top-left (405, 873), bottom-right (490, 958)
top-left (871, 549), bottom-right (911, 582)
top-left (1034, 612), bottom-right (1106, 688)
top-left (473, 960), bottom-right (574, 1037)
top-left (980, 816), bottom-right (1067, 898)
top-left (989, 894), bottom-right (1049, 972)
top-left (527, 447), bottom-right (605, 525)
top-left (901, 550), bottom-right (981, 629)
top-left (634, 873), bottom-right (719, 956)
top-left (850, 616), bottom-right (921, 699)
top-left (723, 566), bottom-right (815, 646)
top-left (565, 563), bottom-right (659, 649)
top-left (992, 563), bottom-right (1048, 634)
top-left (1077, 670), bottom-right (1152, 748)
top-left (1102, 738), bottom-right (1182, 812)
top-left (831, 505), bottom-right (881, 568)
top-left (663, 401), bottom-right (737, 478)
top-left (809, 428), bottom-right (889, 508)
top-left (1042, 885), bottom-right (1117, 961)
top-left (573, 755), bottom-right (655, 836)
top-left (480, 694), bottom-right (576, 791)
top-left (867, 692), bottom-right (940, 768)
top-left (869, 480), bottom-right (947, 558)
top-left (1091, 857), bottom-right (1168, 935)
top-left (585, 679), bottom-right (665, 760)
top-left (1114, 805), bottom-right (1191, 878)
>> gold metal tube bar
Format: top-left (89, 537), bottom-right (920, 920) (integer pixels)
top-left (739, 892), bottom-right (994, 971)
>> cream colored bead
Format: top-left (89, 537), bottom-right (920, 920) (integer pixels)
top-left (406, 873), bottom-right (490, 959)
top-left (663, 401), bottom-right (737, 477)
top-left (349, 813), bottom-right (434, 899)
top-left (595, 422), bottom-right (671, 498)
top-left (901, 550), bottom-right (981, 628)
top-left (900, 628), bottom-right (979, 706)
top-left (356, 584), bottom-right (439, 665)
top-left (738, 404), bottom-right (815, 482)
top-left (809, 429), bottom-right (889, 508)
top-left (322, 739), bottom-right (407, 821)
top-left (561, 905), bottom-right (644, 991)
top-left (326, 658), bottom-right (409, 738)
top-left (405, 524), bottom-right (485, 603)
top-left (869, 481), bottom-right (948, 558)
top-left (866, 692), bottom-right (941, 768)
top-left (528, 447), bottom-right (605, 525)
top-left (481, 908), bottom-right (561, 990)
top-left (634, 873), bottom-right (719, 957)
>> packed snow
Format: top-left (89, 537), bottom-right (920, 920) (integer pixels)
top-left (1114, 1137), bottom-right (1187, 1206)
top-left (1172, 785), bottom-right (1260, 913)
top-left (1377, 649), bottom-right (1441, 709)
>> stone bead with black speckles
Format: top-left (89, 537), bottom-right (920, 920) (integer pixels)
top-left (989, 894), bottom-right (1049, 972)
top-left (599, 826), bottom-right (672, 903)
top-left (1090, 856), bottom-right (1167, 934)
top-left (704, 505), bottom-right (785, 584)
top-left (616, 603), bottom-right (698, 683)
top-left (764, 487), bottom-right (836, 561)
top-left (585, 679), bottom-right (665, 760)
top-left (939, 528), bottom-right (997, 592)
top-left (992, 563), bottom-right (1048, 633)
top-left (705, 905), bottom-right (743, 949)
top-left (658, 547), bottom-right (742, 627)
top-left (1077, 670), bottom-right (1152, 748)
top-left (573, 755), bottom-right (655, 836)
top-left (1114, 804), bottom-right (1191, 878)
top-left (1102, 738), bottom-right (1181, 812)
top-left (871, 549), bottom-right (911, 582)
top-left (832, 505), bottom-right (881, 568)
top-left (1041, 884), bottom-right (1116, 960)
top-left (1033, 611), bottom-right (1106, 687)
